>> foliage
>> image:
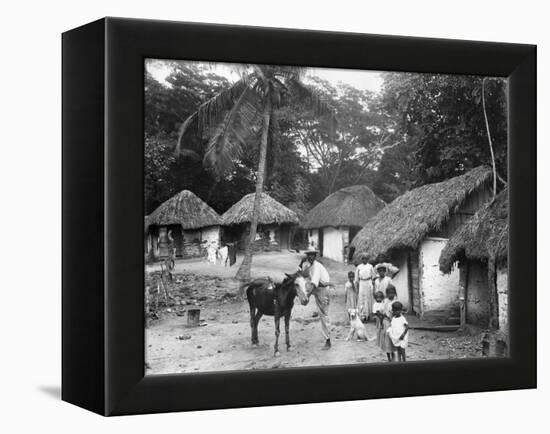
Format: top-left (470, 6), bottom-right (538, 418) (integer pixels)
top-left (144, 62), bottom-right (509, 237)
top-left (176, 64), bottom-right (336, 281)
top-left (375, 72), bottom-right (507, 187)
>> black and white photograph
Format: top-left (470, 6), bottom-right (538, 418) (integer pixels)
top-left (143, 59), bottom-right (509, 374)
top-left (1, 0), bottom-right (542, 427)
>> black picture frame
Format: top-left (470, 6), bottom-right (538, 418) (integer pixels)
top-left (62, 17), bottom-right (536, 416)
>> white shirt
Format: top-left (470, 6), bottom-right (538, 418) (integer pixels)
top-left (388, 315), bottom-right (409, 348)
top-left (372, 301), bottom-right (385, 314)
top-left (302, 260), bottom-right (330, 287)
top-left (374, 276), bottom-right (393, 293)
top-left (355, 263), bottom-right (375, 282)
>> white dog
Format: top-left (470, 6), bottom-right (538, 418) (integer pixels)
top-left (346, 308), bottom-right (373, 341)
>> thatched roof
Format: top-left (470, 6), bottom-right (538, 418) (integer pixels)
top-left (146, 190), bottom-right (221, 230)
top-left (439, 189), bottom-right (508, 273)
top-left (222, 192), bottom-right (299, 226)
top-left (301, 185), bottom-right (385, 229)
top-left (351, 166), bottom-right (493, 262)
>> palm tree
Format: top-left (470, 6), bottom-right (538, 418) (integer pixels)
top-left (177, 65), bottom-right (336, 282)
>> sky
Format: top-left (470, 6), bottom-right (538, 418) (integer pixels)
top-left (146, 59), bottom-right (384, 93)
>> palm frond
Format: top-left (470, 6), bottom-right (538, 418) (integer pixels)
top-left (203, 90), bottom-right (263, 177)
top-left (176, 78), bottom-right (249, 153)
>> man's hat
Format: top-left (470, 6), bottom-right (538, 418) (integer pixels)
top-left (304, 249), bottom-right (319, 255)
top-left (375, 263), bottom-right (388, 271)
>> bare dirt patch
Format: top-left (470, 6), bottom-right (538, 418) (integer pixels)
top-left (145, 252), bottom-right (485, 374)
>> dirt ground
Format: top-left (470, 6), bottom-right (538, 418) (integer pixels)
top-left (145, 252), bottom-right (485, 375)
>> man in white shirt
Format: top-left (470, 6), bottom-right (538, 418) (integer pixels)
top-left (355, 255), bottom-right (376, 322)
top-left (300, 250), bottom-right (332, 350)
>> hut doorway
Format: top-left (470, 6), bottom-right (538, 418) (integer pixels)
top-left (279, 224), bottom-right (290, 250)
top-left (222, 225), bottom-right (244, 249)
top-left (171, 226), bottom-right (184, 257)
top-left (318, 229), bottom-right (324, 257)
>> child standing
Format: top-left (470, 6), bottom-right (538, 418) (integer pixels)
top-left (387, 301), bottom-right (409, 362)
top-left (344, 271), bottom-right (358, 320)
top-left (379, 284), bottom-right (398, 361)
top-left (372, 291), bottom-right (385, 347)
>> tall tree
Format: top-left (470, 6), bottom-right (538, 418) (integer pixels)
top-left (284, 78), bottom-right (383, 199)
top-left (375, 72), bottom-right (508, 186)
top-left (178, 65), bottom-right (336, 282)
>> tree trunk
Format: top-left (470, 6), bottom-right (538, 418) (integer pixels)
top-left (236, 96), bottom-right (271, 283)
top-left (482, 78), bottom-right (498, 199)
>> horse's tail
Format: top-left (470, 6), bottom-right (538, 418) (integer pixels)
top-left (240, 280), bottom-right (258, 302)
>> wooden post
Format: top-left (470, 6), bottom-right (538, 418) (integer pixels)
top-left (458, 261), bottom-right (469, 329)
top-left (487, 256), bottom-right (499, 331)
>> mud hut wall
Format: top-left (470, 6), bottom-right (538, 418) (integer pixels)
top-left (322, 226), bottom-right (345, 262)
top-left (201, 226), bottom-right (220, 246)
top-left (254, 224), bottom-right (281, 251)
top-left (391, 251), bottom-right (411, 310)
top-left (177, 228), bottom-right (200, 257)
top-left (497, 265), bottom-right (508, 335)
top-left (465, 260), bottom-right (490, 327)
top-left (308, 228), bottom-right (319, 250)
top-left (229, 223), bottom-right (282, 252)
top-left (419, 237), bottom-right (460, 320)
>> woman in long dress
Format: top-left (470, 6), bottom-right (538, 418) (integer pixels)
top-left (354, 255), bottom-right (375, 322)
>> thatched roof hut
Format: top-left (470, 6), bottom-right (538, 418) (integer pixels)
top-left (222, 192), bottom-right (299, 226)
top-left (351, 166), bottom-right (493, 262)
top-left (146, 189), bottom-right (222, 230)
top-left (439, 189), bottom-right (508, 273)
top-left (301, 185), bottom-right (385, 229)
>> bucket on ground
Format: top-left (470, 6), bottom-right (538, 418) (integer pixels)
top-left (187, 308), bottom-right (201, 326)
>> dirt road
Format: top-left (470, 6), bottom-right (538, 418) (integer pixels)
top-left (145, 252), bottom-right (484, 375)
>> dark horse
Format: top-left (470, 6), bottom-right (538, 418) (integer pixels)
top-left (244, 271), bottom-right (309, 356)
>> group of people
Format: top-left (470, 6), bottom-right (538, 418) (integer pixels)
top-left (346, 262), bottom-right (409, 362)
top-left (204, 242), bottom-right (237, 267)
top-left (299, 250), bottom-right (409, 362)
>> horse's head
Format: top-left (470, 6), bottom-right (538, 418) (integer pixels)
top-left (284, 271), bottom-right (310, 305)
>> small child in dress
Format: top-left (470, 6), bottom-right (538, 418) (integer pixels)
top-left (344, 271), bottom-right (358, 322)
top-left (380, 284), bottom-right (398, 361)
top-left (387, 301), bottom-right (409, 362)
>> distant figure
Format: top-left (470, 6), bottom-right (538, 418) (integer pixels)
top-left (347, 246), bottom-right (356, 264)
top-left (206, 242), bottom-right (217, 264)
top-left (217, 245), bottom-right (229, 267)
top-left (355, 254), bottom-right (376, 322)
top-left (227, 242), bottom-right (237, 267)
